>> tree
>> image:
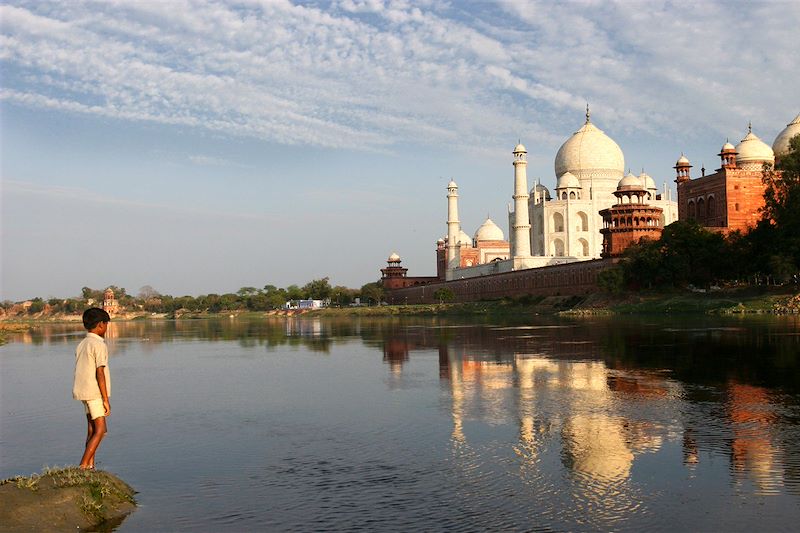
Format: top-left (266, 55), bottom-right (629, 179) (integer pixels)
top-left (760, 134), bottom-right (800, 271)
top-left (138, 285), bottom-right (161, 299)
top-left (286, 285), bottom-right (304, 301)
top-left (303, 278), bottom-right (332, 300)
top-left (330, 285), bottom-right (355, 306)
top-left (433, 287), bottom-right (455, 303)
top-left (359, 282), bottom-right (384, 305)
top-left (237, 287), bottom-right (260, 297)
top-left (597, 266), bottom-right (624, 294)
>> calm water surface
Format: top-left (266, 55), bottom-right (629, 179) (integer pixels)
top-left (2, 315), bottom-right (800, 532)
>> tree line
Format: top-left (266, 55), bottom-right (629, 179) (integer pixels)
top-left (2, 278), bottom-right (386, 315)
top-left (601, 135), bottom-right (800, 291)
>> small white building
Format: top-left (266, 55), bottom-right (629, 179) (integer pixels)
top-left (285, 299), bottom-right (325, 310)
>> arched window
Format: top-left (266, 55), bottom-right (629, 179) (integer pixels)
top-left (688, 200), bottom-right (696, 219)
top-left (707, 195), bottom-right (715, 219)
top-left (697, 197), bottom-right (705, 222)
top-left (561, 192), bottom-right (567, 200)
top-left (553, 212), bottom-right (564, 232)
top-left (577, 211), bottom-right (589, 231)
top-left (569, 191), bottom-right (576, 199)
top-left (553, 238), bottom-right (565, 257)
top-left (579, 238), bottom-right (589, 257)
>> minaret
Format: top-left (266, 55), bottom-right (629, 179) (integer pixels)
top-left (512, 143), bottom-right (532, 258)
top-left (446, 179), bottom-right (460, 268)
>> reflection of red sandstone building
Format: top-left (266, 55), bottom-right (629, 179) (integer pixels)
top-left (675, 115), bottom-right (799, 233)
top-left (600, 174), bottom-right (664, 258)
top-left (102, 288), bottom-right (119, 315)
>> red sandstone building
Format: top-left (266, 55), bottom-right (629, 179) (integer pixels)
top-left (600, 175), bottom-right (664, 258)
top-left (675, 115), bottom-right (799, 234)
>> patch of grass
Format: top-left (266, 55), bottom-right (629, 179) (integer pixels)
top-left (37, 466), bottom-right (137, 515)
top-left (0, 473), bottom-right (41, 490)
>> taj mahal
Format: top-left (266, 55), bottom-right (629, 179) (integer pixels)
top-left (440, 106), bottom-right (678, 282)
top-left (380, 108), bottom-right (799, 301)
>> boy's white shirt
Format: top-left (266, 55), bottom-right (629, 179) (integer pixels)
top-left (73, 332), bottom-right (111, 400)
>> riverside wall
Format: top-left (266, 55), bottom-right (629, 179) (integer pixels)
top-left (385, 258), bottom-right (613, 304)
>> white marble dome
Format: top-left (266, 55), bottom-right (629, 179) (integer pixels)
top-left (721, 142), bottom-right (736, 152)
top-left (447, 179), bottom-right (458, 189)
top-left (457, 230), bottom-right (473, 247)
top-left (639, 172), bottom-right (657, 191)
top-left (555, 116), bottom-right (625, 181)
top-left (676, 154), bottom-right (690, 165)
top-left (618, 172), bottom-right (644, 190)
top-left (773, 113), bottom-right (800, 158)
top-left (474, 218), bottom-right (504, 242)
top-left (513, 143), bottom-right (527, 153)
top-left (736, 128), bottom-right (775, 169)
top-left (556, 171), bottom-right (581, 190)
top-left (388, 252), bottom-right (401, 262)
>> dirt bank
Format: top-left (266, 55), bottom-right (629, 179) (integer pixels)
top-left (0, 467), bottom-right (136, 532)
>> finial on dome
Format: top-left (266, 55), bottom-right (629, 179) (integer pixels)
top-left (748, 121), bottom-right (752, 133)
top-left (585, 103), bottom-right (591, 124)
top-left (701, 164), bottom-right (705, 176)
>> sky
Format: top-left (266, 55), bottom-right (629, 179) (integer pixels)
top-left (1, 0), bottom-right (799, 301)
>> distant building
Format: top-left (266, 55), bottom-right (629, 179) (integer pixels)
top-left (675, 114), bottom-right (800, 233)
top-left (102, 288), bottom-right (119, 315)
top-left (285, 299), bottom-right (325, 310)
top-left (380, 253), bottom-right (438, 290)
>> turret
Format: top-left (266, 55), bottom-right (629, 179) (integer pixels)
top-left (674, 154), bottom-right (692, 184)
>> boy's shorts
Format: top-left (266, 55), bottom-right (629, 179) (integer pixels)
top-left (82, 399), bottom-right (106, 420)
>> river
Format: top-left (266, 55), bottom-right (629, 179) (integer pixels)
top-left (1, 315), bottom-right (799, 531)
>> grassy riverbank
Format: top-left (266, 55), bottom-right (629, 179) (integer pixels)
top-left (308, 286), bottom-right (800, 317)
top-left (0, 467), bottom-right (136, 532)
top-left (2, 287), bottom-right (797, 326)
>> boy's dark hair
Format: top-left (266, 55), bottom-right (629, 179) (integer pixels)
top-left (83, 308), bottom-right (110, 330)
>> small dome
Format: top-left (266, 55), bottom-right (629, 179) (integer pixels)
top-left (457, 230), bottom-right (473, 247)
top-left (474, 218), bottom-right (505, 242)
top-left (773, 113), bottom-right (800, 158)
top-left (531, 183), bottom-right (551, 200)
top-left (736, 128), bottom-right (774, 167)
top-left (639, 172), bottom-right (657, 191)
top-left (447, 179), bottom-right (458, 189)
top-left (513, 143), bottom-right (527, 153)
top-left (676, 154), bottom-right (690, 166)
top-left (388, 252), bottom-right (401, 262)
top-left (436, 238), bottom-right (445, 244)
top-left (556, 171), bottom-right (581, 190)
top-left (721, 142), bottom-right (735, 152)
top-left (618, 172), bottom-right (644, 190)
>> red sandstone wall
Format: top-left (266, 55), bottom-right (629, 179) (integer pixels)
top-left (385, 259), bottom-right (612, 304)
top-left (677, 168), bottom-right (767, 233)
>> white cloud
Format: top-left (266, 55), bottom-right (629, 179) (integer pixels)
top-left (1, 0), bottom-right (798, 155)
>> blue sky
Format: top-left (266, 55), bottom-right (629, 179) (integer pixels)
top-left (2, 0), bottom-right (798, 301)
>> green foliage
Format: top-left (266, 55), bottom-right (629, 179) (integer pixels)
top-left (359, 282), bottom-right (384, 304)
top-left (597, 266), bottom-right (625, 294)
top-left (433, 287), bottom-right (455, 303)
top-left (759, 134), bottom-right (800, 273)
top-left (621, 221), bottom-right (728, 288)
top-left (27, 298), bottom-right (45, 314)
top-left (302, 277), bottom-right (332, 300)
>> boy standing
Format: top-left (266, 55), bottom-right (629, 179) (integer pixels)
top-left (73, 308), bottom-right (112, 469)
